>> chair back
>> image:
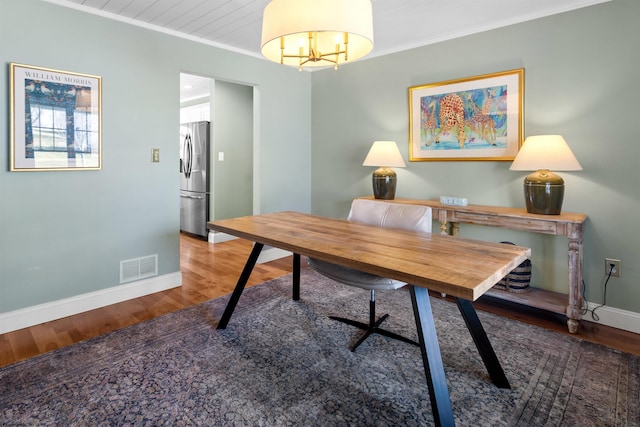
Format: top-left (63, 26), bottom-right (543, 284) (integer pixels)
top-left (307, 199), bottom-right (432, 291)
top-left (347, 199), bottom-right (432, 234)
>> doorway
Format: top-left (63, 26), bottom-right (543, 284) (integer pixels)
top-left (179, 73), bottom-right (255, 241)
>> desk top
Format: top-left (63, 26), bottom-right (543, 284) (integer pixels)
top-left (208, 211), bottom-right (531, 301)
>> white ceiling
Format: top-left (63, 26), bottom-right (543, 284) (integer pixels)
top-left (180, 73), bottom-right (212, 103)
top-left (48, 0), bottom-right (608, 61)
top-left (46, 0), bottom-right (609, 100)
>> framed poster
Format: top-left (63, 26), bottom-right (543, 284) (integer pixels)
top-left (10, 63), bottom-right (102, 171)
top-left (408, 69), bottom-right (523, 161)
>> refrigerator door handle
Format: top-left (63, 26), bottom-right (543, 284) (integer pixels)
top-left (187, 134), bottom-right (193, 178)
top-left (183, 134), bottom-right (192, 179)
top-left (180, 194), bottom-right (205, 200)
top-left (182, 135), bottom-right (187, 178)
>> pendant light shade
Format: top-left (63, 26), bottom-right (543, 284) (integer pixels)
top-left (261, 0), bottom-right (374, 70)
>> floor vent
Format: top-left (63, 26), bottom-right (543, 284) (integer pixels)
top-left (120, 254), bottom-right (158, 284)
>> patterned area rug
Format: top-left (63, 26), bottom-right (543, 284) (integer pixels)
top-left (2, 269), bottom-right (639, 426)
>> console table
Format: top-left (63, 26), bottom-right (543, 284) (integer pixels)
top-left (360, 197), bottom-right (588, 334)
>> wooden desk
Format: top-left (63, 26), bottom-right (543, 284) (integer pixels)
top-left (209, 211), bottom-right (530, 427)
top-left (360, 197), bottom-right (588, 334)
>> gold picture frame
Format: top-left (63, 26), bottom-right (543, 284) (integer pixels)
top-left (408, 69), bottom-right (523, 161)
top-left (10, 63), bottom-right (102, 171)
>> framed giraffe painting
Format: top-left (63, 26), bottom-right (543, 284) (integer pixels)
top-left (408, 69), bottom-right (523, 161)
top-left (10, 63), bottom-right (102, 171)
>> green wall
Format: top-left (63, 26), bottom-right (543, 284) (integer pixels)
top-left (311, 0), bottom-right (640, 312)
top-left (2, 0), bottom-right (638, 325)
top-left (213, 80), bottom-right (254, 221)
top-left (0, 0), bottom-right (311, 313)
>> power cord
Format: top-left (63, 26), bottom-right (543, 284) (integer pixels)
top-left (581, 263), bottom-right (615, 321)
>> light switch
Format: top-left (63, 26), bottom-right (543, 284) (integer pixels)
top-left (151, 148), bottom-right (160, 163)
top-left (218, 152), bottom-right (224, 161)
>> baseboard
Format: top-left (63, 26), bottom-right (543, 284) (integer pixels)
top-left (208, 231), bottom-right (236, 243)
top-left (8, 260), bottom-right (632, 338)
top-left (583, 301), bottom-right (640, 334)
top-left (258, 248), bottom-right (292, 263)
top-left (0, 233), bottom-right (291, 334)
top-left (0, 272), bottom-right (182, 335)
top-left (209, 231), bottom-right (292, 263)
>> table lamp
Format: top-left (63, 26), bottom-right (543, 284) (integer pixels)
top-left (362, 140), bottom-right (406, 200)
top-left (510, 135), bottom-right (582, 215)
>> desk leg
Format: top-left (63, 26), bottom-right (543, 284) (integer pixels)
top-left (293, 253), bottom-right (300, 301)
top-left (410, 286), bottom-right (455, 427)
top-left (455, 298), bottom-right (510, 389)
top-left (217, 243), bottom-right (264, 329)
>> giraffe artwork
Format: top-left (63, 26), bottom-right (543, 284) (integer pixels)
top-left (475, 115), bottom-right (497, 146)
top-left (481, 89), bottom-right (493, 115)
top-left (465, 90), bottom-right (497, 146)
top-left (435, 94), bottom-right (466, 148)
top-left (420, 99), bottom-right (437, 145)
top-left (409, 69), bottom-right (523, 161)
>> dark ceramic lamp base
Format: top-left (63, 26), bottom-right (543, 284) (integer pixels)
top-left (372, 167), bottom-right (397, 200)
top-left (523, 169), bottom-right (564, 215)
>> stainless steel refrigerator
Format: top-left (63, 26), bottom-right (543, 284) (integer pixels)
top-left (180, 121), bottom-right (210, 238)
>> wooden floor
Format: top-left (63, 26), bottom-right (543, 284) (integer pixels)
top-left (1, 233), bottom-right (639, 368)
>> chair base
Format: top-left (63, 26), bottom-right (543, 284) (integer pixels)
top-left (329, 313), bottom-right (420, 352)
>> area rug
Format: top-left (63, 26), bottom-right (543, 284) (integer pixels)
top-left (1, 270), bottom-right (639, 426)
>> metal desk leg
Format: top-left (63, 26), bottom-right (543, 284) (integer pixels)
top-left (293, 253), bottom-right (300, 301)
top-left (216, 243), bottom-right (264, 329)
top-left (455, 298), bottom-right (510, 389)
top-left (410, 286), bottom-right (455, 427)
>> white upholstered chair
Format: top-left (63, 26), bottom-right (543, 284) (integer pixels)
top-left (308, 199), bottom-right (432, 351)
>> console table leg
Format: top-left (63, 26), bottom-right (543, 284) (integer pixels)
top-left (566, 228), bottom-right (584, 334)
top-left (567, 319), bottom-right (579, 334)
top-left (451, 222), bottom-right (460, 236)
top-left (438, 220), bottom-right (459, 236)
top-left (439, 221), bottom-right (448, 235)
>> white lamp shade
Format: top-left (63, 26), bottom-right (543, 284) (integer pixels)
top-left (510, 135), bottom-right (583, 171)
top-left (261, 0), bottom-right (374, 68)
top-left (362, 141), bottom-right (406, 167)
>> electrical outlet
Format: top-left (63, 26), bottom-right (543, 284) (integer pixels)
top-left (605, 258), bottom-right (621, 277)
top-left (151, 148), bottom-right (160, 163)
